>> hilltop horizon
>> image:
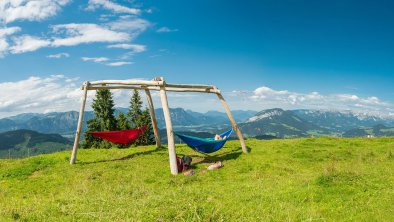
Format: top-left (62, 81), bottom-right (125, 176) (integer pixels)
top-left (3, 106), bottom-right (394, 120)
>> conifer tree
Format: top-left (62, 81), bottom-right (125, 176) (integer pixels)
top-left (139, 108), bottom-right (155, 145)
top-left (81, 118), bottom-right (101, 148)
top-left (93, 89), bottom-right (117, 132)
top-left (127, 89), bottom-right (155, 145)
top-left (128, 89), bottom-right (143, 127)
top-left (81, 89), bottom-right (118, 148)
top-left (117, 112), bottom-right (130, 130)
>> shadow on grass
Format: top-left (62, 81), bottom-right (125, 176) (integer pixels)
top-left (80, 146), bottom-right (166, 165)
top-left (189, 146), bottom-right (251, 166)
top-left (79, 145), bottom-right (251, 166)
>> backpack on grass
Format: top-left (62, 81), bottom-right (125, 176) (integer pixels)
top-left (176, 155), bottom-right (192, 172)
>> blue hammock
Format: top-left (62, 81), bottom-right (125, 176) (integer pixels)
top-left (175, 129), bottom-right (233, 154)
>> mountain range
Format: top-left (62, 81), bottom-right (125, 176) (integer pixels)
top-left (240, 108), bottom-right (394, 138)
top-left (239, 109), bottom-right (324, 138)
top-left (0, 108), bottom-right (256, 137)
top-left (0, 108), bottom-right (393, 139)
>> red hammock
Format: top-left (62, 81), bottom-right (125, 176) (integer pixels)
top-left (88, 126), bottom-right (147, 144)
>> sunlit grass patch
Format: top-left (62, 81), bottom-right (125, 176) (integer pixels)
top-left (1, 137), bottom-right (394, 221)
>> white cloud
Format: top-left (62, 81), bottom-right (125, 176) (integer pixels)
top-left (108, 18), bottom-right (149, 33)
top-left (5, 22), bottom-right (132, 54)
top-left (252, 86), bottom-right (288, 98)
top-left (10, 35), bottom-right (51, 54)
top-left (249, 86), bottom-right (393, 116)
top-left (0, 7), bottom-right (150, 56)
top-left (47, 52), bottom-right (70, 59)
top-left (87, 0), bottom-right (140, 14)
top-left (51, 23), bottom-right (131, 47)
top-left (0, 39), bottom-right (8, 55)
top-left (106, 61), bottom-right (133, 66)
top-left (81, 57), bottom-right (135, 67)
top-left (50, 17), bottom-right (149, 48)
top-left (0, 26), bottom-right (21, 37)
top-left (157, 27), bottom-right (178, 33)
top-left (107, 43), bottom-right (146, 52)
top-left (3, 19), bottom-right (150, 54)
top-left (0, 26), bottom-right (21, 55)
top-left (108, 43), bottom-right (146, 59)
top-left (81, 57), bottom-right (109, 63)
top-left (0, 0), bottom-right (71, 24)
top-left (0, 76), bottom-right (158, 118)
top-left (0, 75), bottom-right (85, 117)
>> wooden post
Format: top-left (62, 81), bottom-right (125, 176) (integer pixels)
top-left (144, 89), bottom-right (161, 148)
top-left (159, 84), bottom-right (178, 175)
top-left (70, 82), bottom-right (89, 164)
top-left (216, 92), bottom-right (248, 154)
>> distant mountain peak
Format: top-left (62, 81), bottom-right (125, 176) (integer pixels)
top-left (246, 108), bottom-right (284, 123)
top-left (294, 109), bottom-right (390, 121)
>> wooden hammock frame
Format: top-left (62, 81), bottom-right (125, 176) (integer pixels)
top-left (70, 77), bottom-right (247, 175)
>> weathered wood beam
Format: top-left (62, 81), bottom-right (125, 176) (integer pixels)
top-left (86, 86), bottom-right (145, 90)
top-left (159, 84), bottom-right (178, 175)
top-left (144, 89), bottom-right (161, 148)
top-left (70, 82), bottom-right (89, 164)
top-left (216, 92), bottom-right (248, 154)
top-left (89, 79), bottom-right (163, 87)
top-left (164, 83), bottom-right (215, 89)
top-left (86, 86), bottom-right (218, 93)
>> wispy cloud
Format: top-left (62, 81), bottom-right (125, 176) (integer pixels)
top-left (81, 57), bottom-right (109, 63)
top-left (47, 52), bottom-right (70, 59)
top-left (0, 0), bottom-right (71, 24)
top-left (108, 17), bottom-right (150, 33)
top-left (0, 26), bottom-right (21, 56)
top-left (107, 43), bottom-right (146, 52)
top-left (0, 17), bottom-right (149, 55)
top-left (106, 61), bottom-right (133, 66)
top-left (81, 57), bottom-right (134, 67)
top-left (107, 43), bottom-right (146, 60)
top-left (10, 35), bottom-right (51, 54)
top-left (0, 27), bottom-right (21, 37)
top-left (86, 0), bottom-right (140, 14)
top-left (51, 23), bottom-right (131, 47)
top-left (156, 27), bottom-right (178, 33)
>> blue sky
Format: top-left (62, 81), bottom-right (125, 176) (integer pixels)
top-left (0, 0), bottom-right (393, 118)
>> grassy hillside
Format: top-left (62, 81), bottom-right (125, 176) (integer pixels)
top-left (0, 130), bottom-right (72, 159)
top-left (343, 124), bottom-right (394, 138)
top-left (1, 138), bottom-right (394, 221)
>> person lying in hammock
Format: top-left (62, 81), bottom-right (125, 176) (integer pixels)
top-left (214, 134), bottom-right (227, 140)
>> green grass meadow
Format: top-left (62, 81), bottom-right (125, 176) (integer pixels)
top-left (1, 138), bottom-right (394, 221)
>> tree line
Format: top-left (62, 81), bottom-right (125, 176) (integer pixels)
top-left (81, 89), bottom-right (155, 148)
